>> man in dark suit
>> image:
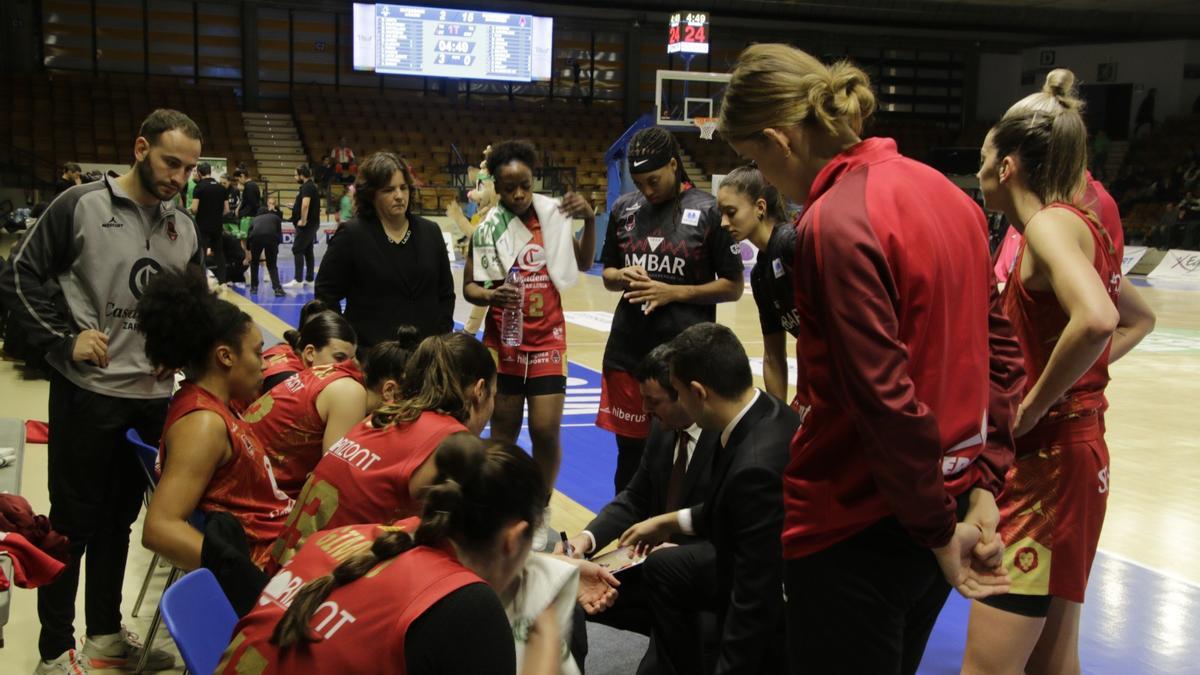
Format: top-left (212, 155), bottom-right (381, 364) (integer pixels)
top-left (622, 322), bottom-right (799, 675)
top-left (565, 344), bottom-right (718, 643)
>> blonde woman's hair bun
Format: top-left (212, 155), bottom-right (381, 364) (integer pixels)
top-left (1043, 69), bottom-right (1082, 111)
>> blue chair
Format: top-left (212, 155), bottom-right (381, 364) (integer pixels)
top-left (125, 428), bottom-right (206, 673)
top-left (160, 568), bottom-right (238, 675)
top-left (127, 427), bottom-right (160, 491)
top-left (127, 428), bottom-right (163, 618)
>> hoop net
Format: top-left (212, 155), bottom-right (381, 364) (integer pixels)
top-left (693, 117), bottom-right (718, 141)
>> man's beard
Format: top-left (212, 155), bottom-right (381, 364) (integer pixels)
top-left (136, 158), bottom-right (173, 201)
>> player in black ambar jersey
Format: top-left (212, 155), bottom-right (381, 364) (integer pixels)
top-left (717, 165), bottom-right (801, 407)
top-left (597, 127), bottom-right (744, 493)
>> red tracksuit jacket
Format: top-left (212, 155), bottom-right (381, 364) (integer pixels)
top-left (783, 137), bottom-right (1025, 558)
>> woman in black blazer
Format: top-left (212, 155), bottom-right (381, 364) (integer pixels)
top-left (315, 152), bottom-right (455, 353)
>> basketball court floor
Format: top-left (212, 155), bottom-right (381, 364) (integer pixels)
top-left (2, 244), bottom-right (1198, 673)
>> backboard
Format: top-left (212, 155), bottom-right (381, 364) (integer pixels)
top-left (655, 69), bottom-right (732, 131)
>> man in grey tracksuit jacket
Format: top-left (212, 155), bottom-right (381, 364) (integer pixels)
top-left (0, 110), bottom-right (203, 672)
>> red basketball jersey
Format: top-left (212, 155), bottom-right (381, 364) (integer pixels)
top-left (1003, 203), bottom-right (1121, 423)
top-left (161, 382), bottom-right (294, 568)
top-left (243, 360), bottom-right (364, 498)
top-left (269, 411), bottom-right (466, 568)
top-left (261, 344), bottom-right (303, 381)
top-left (483, 210), bottom-right (567, 352)
top-left (220, 519), bottom-right (480, 675)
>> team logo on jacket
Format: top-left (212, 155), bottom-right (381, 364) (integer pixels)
top-left (128, 258), bottom-right (163, 299)
top-left (165, 215), bottom-right (178, 241)
top-left (1014, 547), bottom-right (1039, 573)
top-left (101, 217), bottom-right (123, 228)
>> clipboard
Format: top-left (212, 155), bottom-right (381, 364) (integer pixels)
top-left (589, 545), bottom-right (646, 575)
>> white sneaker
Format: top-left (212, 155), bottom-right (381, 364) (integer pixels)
top-left (282, 279), bottom-right (302, 289)
top-left (80, 626), bottom-right (175, 671)
top-left (34, 649), bottom-right (90, 674)
top-left (303, 281), bottom-right (314, 289)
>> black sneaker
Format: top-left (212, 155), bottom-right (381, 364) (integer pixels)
top-left (274, 288), bottom-right (286, 297)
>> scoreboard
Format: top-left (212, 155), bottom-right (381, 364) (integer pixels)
top-left (667, 12), bottom-right (709, 55)
top-left (355, 3), bottom-right (553, 82)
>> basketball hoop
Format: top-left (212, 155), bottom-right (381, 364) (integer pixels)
top-left (693, 116), bottom-right (718, 141)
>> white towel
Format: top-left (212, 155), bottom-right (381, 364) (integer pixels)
top-left (471, 193), bottom-right (579, 292)
top-left (505, 553), bottom-right (581, 675)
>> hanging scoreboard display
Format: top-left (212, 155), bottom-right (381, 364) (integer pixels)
top-left (667, 12), bottom-right (709, 55)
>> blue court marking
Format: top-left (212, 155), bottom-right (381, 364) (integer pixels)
top-left (240, 258), bottom-right (1200, 674)
top-left (1130, 276), bottom-right (1200, 292)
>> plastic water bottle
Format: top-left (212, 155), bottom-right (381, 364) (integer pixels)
top-left (500, 264), bottom-right (524, 347)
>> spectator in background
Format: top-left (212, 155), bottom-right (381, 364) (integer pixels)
top-left (334, 183), bottom-right (355, 227)
top-left (54, 162), bottom-right (81, 196)
top-left (285, 164), bottom-right (320, 290)
top-left (223, 173), bottom-right (240, 217)
top-left (219, 229), bottom-right (248, 287)
top-left (179, 166), bottom-right (197, 212)
top-left (1183, 151), bottom-right (1200, 190)
top-left (1134, 88), bottom-right (1157, 137)
top-left (248, 197), bottom-right (285, 297)
top-left (1177, 190), bottom-right (1200, 248)
top-left (314, 155), bottom-right (335, 208)
top-left (236, 170), bottom-right (261, 225)
top-left (332, 138), bottom-right (356, 181)
top-left (191, 162), bottom-right (230, 284)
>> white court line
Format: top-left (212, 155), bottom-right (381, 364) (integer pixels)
top-left (1095, 548), bottom-right (1200, 590)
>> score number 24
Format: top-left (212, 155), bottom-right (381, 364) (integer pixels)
top-left (669, 24), bottom-right (707, 44)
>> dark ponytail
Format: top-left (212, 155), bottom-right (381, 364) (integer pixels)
top-left (362, 325), bottom-right (422, 390)
top-left (721, 164), bottom-right (790, 224)
top-left (271, 435), bottom-right (546, 649)
top-left (282, 299), bottom-right (336, 352)
top-left (286, 310), bottom-right (357, 354)
top-left (370, 332), bottom-right (496, 428)
top-left (137, 269), bottom-right (252, 373)
top-left (270, 527), bottom-right (418, 648)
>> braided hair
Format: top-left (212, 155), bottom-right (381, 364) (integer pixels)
top-left (627, 127), bottom-right (692, 226)
top-left (628, 127), bottom-right (692, 186)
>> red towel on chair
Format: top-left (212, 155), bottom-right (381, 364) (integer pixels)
top-left (0, 494), bottom-right (70, 563)
top-left (0, 532), bottom-right (66, 590)
top-left (24, 420), bottom-right (49, 444)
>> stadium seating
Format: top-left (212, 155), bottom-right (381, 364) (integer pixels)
top-left (292, 86), bottom-right (621, 213)
top-left (0, 72), bottom-right (256, 190)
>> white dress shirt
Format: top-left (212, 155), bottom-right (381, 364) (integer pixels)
top-left (580, 422), bottom-right (703, 554)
